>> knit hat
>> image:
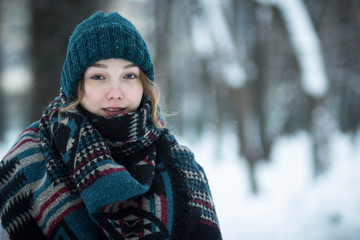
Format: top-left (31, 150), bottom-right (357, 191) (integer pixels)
top-left (61, 11), bottom-right (154, 100)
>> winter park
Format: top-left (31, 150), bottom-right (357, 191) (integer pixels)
top-left (1, 0), bottom-right (360, 239)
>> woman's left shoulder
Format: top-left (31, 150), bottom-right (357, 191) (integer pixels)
top-left (159, 130), bottom-right (222, 238)
top-left (158, 129), bottom-right (195, 163)
top-left (159, 129), bottom-right (207, 180)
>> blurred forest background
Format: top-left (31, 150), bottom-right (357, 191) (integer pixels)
top-left (1, 0), bottom-right (359, 191)
top-left (1, 0), bottom-right (360, 238)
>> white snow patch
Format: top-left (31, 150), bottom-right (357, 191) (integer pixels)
top-left (180, 129), bottom-right (360, 240)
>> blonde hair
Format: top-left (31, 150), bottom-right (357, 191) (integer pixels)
top-left (60, 71), bottom-right (164, 128)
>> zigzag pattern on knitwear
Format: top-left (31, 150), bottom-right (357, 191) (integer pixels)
top-left (97, 192), bottom-right (168, 238)
top-left (74, 140), bottom-right (108, 161)
top-left (121, 129), bottom-right (161, 156)
top-left (1, 174), bottom-right (47, 222)
top-left (77, 125), bottom-right (100, 150)
top-left (0, 153), bottom-right (44, 194)
top-left (72, 152), bottom-right (106, 177)
top-left (73, 142), bottom-right (110, 175)
top-left (170, 144), bottom-right (192, 154)
top-left (101, 193), bottom-right (167, 224)
top-left (5, 212), bottom-right (32, 234)
top-left (173, 144), bottom-right (220, 230)
top-left (187, 180), bottom-right (219, 229)
top-left (1, 156), bottom-right (84, 236)
top-left (2, 191), bottom-right (32, 234)
top-left (0, 158), bottom-right (20, 187)
top-left (0, 173), bottom-right (27, 220)
top-left (188, 184), bottom-right (215, 208)
top-left (164, 136), bottom-right (220, 230)
top-left (120, 138), bottom-right (150, 156)
top-left (71, 138), bottom-right (126, 188)
top-left (75, 163), bottom-right (126, 191)
top-left (0, 172), bottom-right (27, 212)
top-left (46, 157), bottom-right (76, 190)
top-left (190, 196), bottom-right (216, 217)
top-left (182, 169), bottom-right (207, 182)
top-left (2, 173), bottom-right (64, 235)
top-left (199, 216), bottom-right (220, 229)
top-left (189, 189), bottom-right (213, 205)
top-left (128, 113), bottom-right (140, 142)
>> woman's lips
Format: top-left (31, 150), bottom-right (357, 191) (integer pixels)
top-left (102, 108), bottom-right (126, 117)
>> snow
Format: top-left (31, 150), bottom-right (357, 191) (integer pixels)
top-left (180, 128), bottom-right (360, 240)
top-left (1, 66), bottom-right (32, 95)
top-left (1, 127), bottom-right (360, 240)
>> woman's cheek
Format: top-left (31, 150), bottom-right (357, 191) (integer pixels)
top-left (82, 85), bottom-right (104, 108)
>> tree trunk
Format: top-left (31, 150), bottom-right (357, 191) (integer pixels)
top-left (29, 0), bottom-right (98, 122)
top-left (231, 86), bottom-right (262, 194)
top-left (0, 1), bottom-right (4, 142)
top-left (152, 0), bottom-right (177, 127)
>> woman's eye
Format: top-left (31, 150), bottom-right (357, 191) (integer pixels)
top-left (124, 74), bottom-right (136, 79)
top-left (91, 75), bottom-right (105, 80)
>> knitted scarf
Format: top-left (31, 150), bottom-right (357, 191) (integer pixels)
top-left (38, 94), bottom-right (167, 238)
top-left (1, 94), bottom-right (222, 239)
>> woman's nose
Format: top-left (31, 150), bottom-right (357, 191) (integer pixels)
top-left (106, 82), bottom-right (124, 100)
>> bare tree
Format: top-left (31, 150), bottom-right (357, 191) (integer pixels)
top-left (29, 0), bottom-right (99, 122)
top-left (303, 0), bottom-right (360, 174)
top-left (306, 0), bottom-right (360, 134)
top-left (0, 2), bottom-right (4, 142)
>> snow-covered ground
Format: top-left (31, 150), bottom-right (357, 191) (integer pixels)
top-left (183, 128), bottom-right (360, 240)
top-left (1, 127), bottom-right (360, 240)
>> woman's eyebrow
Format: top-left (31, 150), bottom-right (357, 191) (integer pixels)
top-left (124, 63), bottom-right (138, 69)
top-left (91, 63), bottom-right (107, 69)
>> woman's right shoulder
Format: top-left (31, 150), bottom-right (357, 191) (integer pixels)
top-left (1, 121), bottom-right (42, 163)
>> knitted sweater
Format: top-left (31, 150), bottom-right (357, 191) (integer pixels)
top-left (0, 97), bottom-right (222, 240)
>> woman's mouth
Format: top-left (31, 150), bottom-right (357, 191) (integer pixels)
top-left (102, 108), bottom-right (126, 117)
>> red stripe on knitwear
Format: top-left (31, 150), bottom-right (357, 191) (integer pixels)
top-left (160, 194), bottom-right (167, 225)
top-left (23, 127), bottom-right (39, 134)
top-left (192, 199), bottom-right (215, 211)
top-left (35, 186), bottom-right (69, 222)
top-left (200, 219), bottom-right (220, 229)
top-left (4, 138), bottom-right (40, 159)
top-left (46, 201), bottom-right (85, 238)
top-left (72, 150), bottom-right (111, 175)
top-left (98, 167), bottom-right (126, 177)
top-left (77, 167), bottom-right (126, 191)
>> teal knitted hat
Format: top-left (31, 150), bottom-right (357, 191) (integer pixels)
top-left (61, 11), bottom-right (154, 100)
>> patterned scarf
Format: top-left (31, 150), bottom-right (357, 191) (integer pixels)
top-left (38, 93), bottom-right (164, 213)
top-left (1, 94), bottom-right (222, 239)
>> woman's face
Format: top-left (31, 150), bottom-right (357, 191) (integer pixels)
top-left (80, 58), bottom-right (144, 118)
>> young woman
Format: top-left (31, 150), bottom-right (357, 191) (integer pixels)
top-left (0, 11), bottom-right (222, 239)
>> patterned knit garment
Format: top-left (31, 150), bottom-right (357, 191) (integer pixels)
top-left (0, 95), bottom-right (222, 239)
